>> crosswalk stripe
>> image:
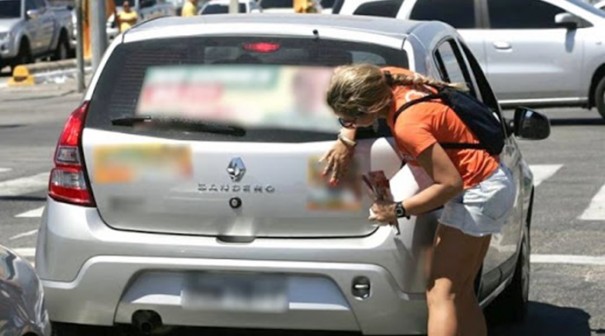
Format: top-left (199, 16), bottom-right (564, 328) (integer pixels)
top-left (529, 164), bottom-right (563, 187)
top-left (10, 230), bottom-right (38, 240)
top-left (15, 206), bottom-right (45, 218)
top-left (579, 184), bottom-right (605, 221)
top-left (0, 173), bottom-right (49, 197)
top-left (12, 248), bottom-right (35, 258)
top-left (531, 254), bottom-right (605, 266)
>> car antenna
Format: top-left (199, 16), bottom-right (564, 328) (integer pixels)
top-left (312, 29), bottom-right (320, 41)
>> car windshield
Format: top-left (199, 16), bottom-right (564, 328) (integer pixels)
top-left (566, 0), bottom-right (605, 18)
top-left (202, 3), bottom-right (247, 13)
top-left (87, 36), bottom-right (408, 143)
top-left (260, 0), bottom-right (292, 8)
top-left (0, 0), bottom-right (21, 18)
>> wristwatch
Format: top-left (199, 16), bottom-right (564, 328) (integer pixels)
top-left (394, 201), bottom-right (410, 219)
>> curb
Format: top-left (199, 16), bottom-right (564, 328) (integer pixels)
top-left (8, 59), bottom-right (92, 87)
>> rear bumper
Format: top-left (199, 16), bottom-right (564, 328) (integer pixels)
top-left (37, 198), bottom-right (439, 335)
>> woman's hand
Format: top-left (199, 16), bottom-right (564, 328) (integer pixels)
top-left (320, 137), bottom-right (355, 186)
top-left (368, 200), bottom-right (396, 224)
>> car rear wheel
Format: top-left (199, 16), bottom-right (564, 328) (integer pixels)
top-left (51, 32), bottom-right (70, 61)
top-left (486, 228), bottom-right (530, 325)
top-left (595, 76), bottom-right (605, 119)
top-left (12, 40), bottom-right (32, 71)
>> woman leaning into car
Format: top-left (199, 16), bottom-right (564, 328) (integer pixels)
top-left (320, 64), bottom-right (516, 336)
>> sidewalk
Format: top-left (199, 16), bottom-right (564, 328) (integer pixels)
top-left (0, 74), bottom-right (93, 102)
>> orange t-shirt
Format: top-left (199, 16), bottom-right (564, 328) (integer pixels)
top-left (383, 67), bottom-right (499, 189)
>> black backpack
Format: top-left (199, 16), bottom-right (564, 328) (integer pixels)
top-left (392, 86), bottom-right (505, 156)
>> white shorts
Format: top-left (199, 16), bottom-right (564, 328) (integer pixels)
top-left (439, 164), bottom-right (516, 237)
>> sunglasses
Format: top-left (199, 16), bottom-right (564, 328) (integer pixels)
top-left (337, 110), bottom-right (367, 129)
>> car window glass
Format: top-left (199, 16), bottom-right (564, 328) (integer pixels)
top-left (26, 0), bottom-right (38, 11)
top-left (410, 0), bottom-right (475, 29)
top-left (459, 43), bottom-right (508, 135)
top-left (321, 0), bottom-right (335, 8)
top-left (434, 40), bottom-right (476, 97)
top-left (34, 0), bottom-right (46, 9)
top-left (87, 37), bottom-right (408, 143)
top-left (141, 0), bottom-right (157, 9)
top-left (488, 0), bottom-right (565, 29)
top-left (353, 0), bottom-right (402, 18)
top-left (202, 3), bottom-right (247, 13)
top-left (260, 0), bottom-right (293, 8)
top-left (331, 0), bottom-right (344, 13)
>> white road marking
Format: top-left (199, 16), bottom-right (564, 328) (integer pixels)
top-left (12, 248), bottom-right (35, 258)
top-left (0, 173), bottom-right (49, 197)
top-left (0, 168), bottom-right (11, 173)
top-left (529, 164), bottom-right (563, 187)
top-left (531, 254), bottom-right (605, 266)
top-left (579, 184), bottom-right (605, 221)
top-left (15, 206), bottom-right (45, 218)
top-left (9, 229), bottom-right (38, 240)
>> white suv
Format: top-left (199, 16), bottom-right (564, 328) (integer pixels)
top-left (339, 0), bottom-right (605, 119)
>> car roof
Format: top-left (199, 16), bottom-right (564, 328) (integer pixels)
top-left (125, 13), bottom-right (422, 41)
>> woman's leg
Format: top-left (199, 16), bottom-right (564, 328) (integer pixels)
top-left (426, 224), bottom-right (491, 336)
top-left (458, 236), bottom-right (491, 336)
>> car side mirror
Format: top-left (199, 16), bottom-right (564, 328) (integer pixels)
top-left (26, 9), bottom-right (40, 20)
top-left (555, 12), bottom-right (580, 29)
top-left (513, 107), bottom-right (550, 140)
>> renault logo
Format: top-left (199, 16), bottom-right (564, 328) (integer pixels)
top-left (227, 158), bottom-right (246, 182)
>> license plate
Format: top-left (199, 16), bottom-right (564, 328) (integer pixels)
top-left (182, 273), bottom-right (288, 313)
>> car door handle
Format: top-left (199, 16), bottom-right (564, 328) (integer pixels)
top-left (493, 41), bottom-right (512, 50)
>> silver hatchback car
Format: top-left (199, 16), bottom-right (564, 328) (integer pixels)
top-left (37, 14), bottom-right (550, 335)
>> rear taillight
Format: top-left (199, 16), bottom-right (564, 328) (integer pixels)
top-left (48, 102), bottom-right (96, 206)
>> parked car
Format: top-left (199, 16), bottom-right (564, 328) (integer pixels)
top-left (37, 13), bottom-right (549, 335)
top-left (258, 0), bottom-right (323, 13)
top-left (70, 0), bottom-right (176, 45)
top-left (0, 0), bottom-right (74, 71)
top-left (338, 0), bottom-right (605, 119)
top-left (166, 0), bottom-right (185, 15)
top-left (198, 0), bottom-right (262, 14)
top-left (0, 246), bottom-right (50, 336)
top-left (107, 0), bottom-right (176, 39)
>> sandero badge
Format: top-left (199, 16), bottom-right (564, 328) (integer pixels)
top-left (197, 158), bottom-right (276, 194)
top-left (227, 157), bottom-right (246, 182)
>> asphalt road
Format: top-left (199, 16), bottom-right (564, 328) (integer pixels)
top-left (0, 83), bottom-right (603, 336)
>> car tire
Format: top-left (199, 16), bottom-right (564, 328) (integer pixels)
top-left (12, 40), bottom-right (32, 71)
top-left (51, 32), bottom-right (70, 61)
top-left (486, 228), bottom-right (530, 325)
top-left (595, 76), bottom-right (605, 119)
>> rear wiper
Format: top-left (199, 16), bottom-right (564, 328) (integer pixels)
top-left (110, 115), bottom-right (246, 136)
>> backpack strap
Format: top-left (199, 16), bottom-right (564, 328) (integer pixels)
top-left (392, 93), bottom-right (442, 125)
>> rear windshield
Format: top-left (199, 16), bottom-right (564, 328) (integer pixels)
top-left (86, 36), bottom-right (408, 143)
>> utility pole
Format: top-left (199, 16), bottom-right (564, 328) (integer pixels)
top-left (75, 0), bottom-right (85, 93)
top-left (229, 0), bottom-right (238, 13)
top-left (90, 0), bottom-right (107, 72)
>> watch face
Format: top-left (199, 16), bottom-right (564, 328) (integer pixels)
top-left (395, 203), bottom-right (406, 218)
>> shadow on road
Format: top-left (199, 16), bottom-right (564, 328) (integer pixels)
top-left (0, 196), bottom-right (46, 202)
top-left (550, 118), bottom-right (605, 126)
top-left (488, 301), bottom-right (592, 336)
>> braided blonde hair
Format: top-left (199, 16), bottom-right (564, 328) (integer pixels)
top-left (326, 64), bottom-right (467, 116)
